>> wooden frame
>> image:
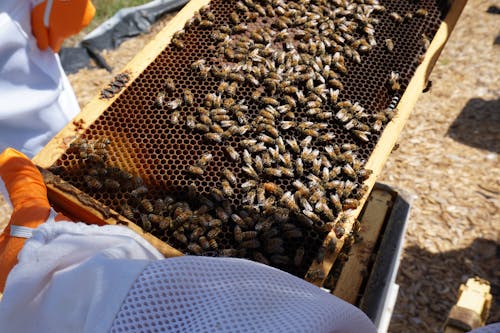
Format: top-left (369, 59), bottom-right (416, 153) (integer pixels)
top-left (33, 0), bottom-right (468, 284)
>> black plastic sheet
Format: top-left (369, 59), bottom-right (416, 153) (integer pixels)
top-left (60, 0), bottom-right (188, 74)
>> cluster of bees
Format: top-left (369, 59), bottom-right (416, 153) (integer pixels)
top-left (100, 72), bottom-right (130, 99)
top-left (68, 138), bottom-right (138, 192)
top-left (151, 0), bottom-right (400, 268)
top-left (66, 0), bottom-right (436, 274)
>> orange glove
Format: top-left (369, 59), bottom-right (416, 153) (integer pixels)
top-left (0, 148), bottom-right (51, 292)
top-left (31, 0), bottom-right (96, 52)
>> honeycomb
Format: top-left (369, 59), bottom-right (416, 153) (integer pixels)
top-left (51, 0), bottom-right (448, 277)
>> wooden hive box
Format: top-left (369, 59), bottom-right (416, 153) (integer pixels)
top-left (34, 0), bottom-right (467, 289)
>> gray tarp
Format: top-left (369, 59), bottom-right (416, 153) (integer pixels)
top-left (59, 0), bottom-right (188, 74)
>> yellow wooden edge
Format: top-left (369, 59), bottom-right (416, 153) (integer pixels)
top-left (306, 0), bottom-right (468, 286)
top-left (332, 189), bottom-right (393, 303)
top-left (33, 0), bottom-right (211, 168)
top-left (41, 169), bottom-right (183, 258)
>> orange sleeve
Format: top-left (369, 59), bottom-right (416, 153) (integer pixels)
top-left (31, 0), bottom-right (96, 52)
top-left (0, 148), bottom-right (51, 292)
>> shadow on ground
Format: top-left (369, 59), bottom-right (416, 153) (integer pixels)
top-left (389, 238), bottom-right (499, 332)
top-left (447, 98), bottom-right (500, 153)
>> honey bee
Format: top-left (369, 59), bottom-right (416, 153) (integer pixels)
top-left (352, 130), bottom-right (370, 142)
top-left (210, 123), bottom-right (224, 133)
top-left (166, 110), bottom-right (180, 125)
top-left (415, 8), bottom-right (428, 17)
top-left (221, 179), bottom-right (234, 197)
top-left (385, 39), bottom-right (394, 52)
top-left (390, 12), bottom-right (403, 23)
top-left (225, 146), bottom-right (240, 161)
top-left (188, 165), bottom-right (204, 176)
top-left (292, 246), bottom-right (305, 267)
top-left (87, 167), bottom-right (106, 179)
top-left (333, 224), bottom-right (345, 239)
top-left (264, 182), bottom-right (283, 196)
top-left (197, 236), bottom-right (210, 250)
top-left (217, 81), bottom-right (229, 94)
top-left (388, 71), bottom-right (401, 91)
top-left (270, 254), bottom-right (289, 265)
top-left (253, 252), bottom-right (270, 265)
top-left (233, 23), bottom-right (248, 34)
top-left (234, 225), bottom-right (243, 242)
top-left (204, 132), bottom-right (222, 143)
top-left (251, 89), bottom-right (263, 101)
top-left (197, 153), bottom-right (213, 167)
top-left (256, 186), bottom-right (266, 206)
top-left (209, 238), bottom-right (218, 250)
top-left (219, 248), bottom-right (239, 257)
top-left (147, 213), bottom-right (163, 224)
top-left (84, 175), bottom-right (102, 190)
top-left (261, 96), bottom-right (279, 106)
top-left (229, 72), bottom-right (245, 83)
top-left (295, 158), bottom-right (304, 177)
top-left (104, 179), bottom-right (120, 191)
top-left (284, 227), bottom-right (303, 239)
top-left (316, 112), bottom-right (333, 120)
top-left (183, 89), bottom-right (194, 106)
top-left (280, 191), bottom-right (299, 212)
top-left (242, 165), bottom-right (259, 179)
top-left (154, 91), bottom-right (166, 108)
top-left (305, 268), bottom-right (325, 281)
top-left (159, 217), bottom-right (171, 230)
top-left (264, 167), bottom-right (282, 178)
top-left (421, 34), bottom-right (430, 50)
top-left (343, 198), bottom-right (359, 210)
top-left (173, 230), bottom-right (188, 244)
top-left (222, 168), bottom-right (237, 185)
top-left (140, 198), bottom-right (154, 213)
top-left (188, 243), bottom-right (203, 255)
top-left (164, 78), bottom-right (176, 92)
top-left (315, 245), bottom-right (328, 264)
top-left (229, 11), bottom-right (240, 24)
top-left (121, 203), bottom-right (135, 220)
top-left (166, 98), bottom-right (182, 111)
top-left (140, 214), bottom-right (152, 231)
top-left (207, 227), bottom-right (222, 240)
top-left (191, 59), bottom-right (206, 71)
top-left (199, 20), bottom-right (214, 28)
top-left (241, 239), bottom-right (260, 249)
top-left (131, 185), bottom-right (148, 197)
top-left (202, 12), bottom-right (215, 21)
top-left (227, 82), bottom-right (239, 96)
top-left (153, 198), bottom-right (166, 214)
top-left (171, 38), bottom-right (184, 49)
top-left (92, 138), bottom-right (109, 150)
top-left (280, 167), bottom-right (294, 178)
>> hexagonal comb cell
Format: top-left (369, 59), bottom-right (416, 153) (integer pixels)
top-left (51, 0), bottom-right (446, 277)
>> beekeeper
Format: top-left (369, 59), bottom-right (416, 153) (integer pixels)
top-left (0, 0), bottom-right (95, 157)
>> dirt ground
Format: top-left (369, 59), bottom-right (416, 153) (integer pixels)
top-left (0, 0), bottom-right (498, 331)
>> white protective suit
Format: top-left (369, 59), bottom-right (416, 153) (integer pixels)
top-left (0, 0), bottom-right (80, 157)
top-left (0, 212), bottom-right (379, 333)
top-left (0, 0), bottom-right (80, 204)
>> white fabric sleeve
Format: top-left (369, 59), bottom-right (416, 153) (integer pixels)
top-left (0, 7), bottom-right (80, 158)
top-left (0, 220), bottom-right (164, 333)
top-left (110, 256), bottom-right (378, 333)
top-left (0, 219), bottom-right (376, 333)
top-left (469, 323), bottom-right (500, 333)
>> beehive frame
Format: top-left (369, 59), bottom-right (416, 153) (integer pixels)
top-left (34, 0), bottom-right (467, 287)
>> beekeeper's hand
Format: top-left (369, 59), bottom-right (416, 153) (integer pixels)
top-left (31, 0), bottom-right (96, 52)
top-left (0, 148), bottom-right (54, 291)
